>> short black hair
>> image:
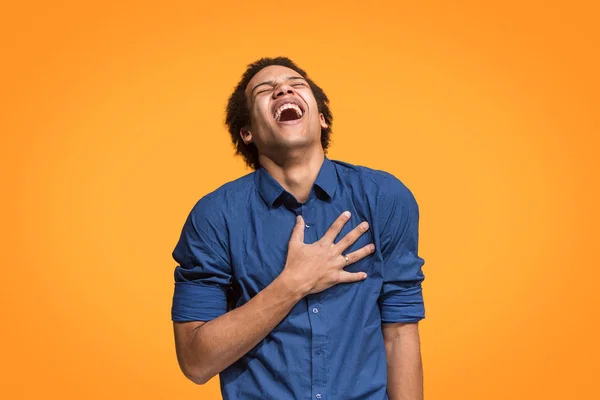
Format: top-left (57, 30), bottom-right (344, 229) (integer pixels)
top-left (225, 57), bottom-right (333, 170)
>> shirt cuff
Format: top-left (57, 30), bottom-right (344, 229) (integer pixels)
top-left (171, 281), bottom-right (228, 322)
top-left (379, 285), bottom-right (425, 323)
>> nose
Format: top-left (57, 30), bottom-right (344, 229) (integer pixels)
top-left (272, 82), bottom-right (295, 98)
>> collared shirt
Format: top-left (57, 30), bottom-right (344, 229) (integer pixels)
top-left (171, 156), bottom-right (425, 400)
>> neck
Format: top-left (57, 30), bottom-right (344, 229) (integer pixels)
top-left (259, 147), bottom-right (325, 204)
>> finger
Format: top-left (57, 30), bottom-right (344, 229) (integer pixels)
top-left (338, 270), bottom-right (368, 283)
top-left (334, 221), bottom-right (370, 252)
top-left (341, 244), bottom-right (375, 267)
top-left (290, 215), bottom-right (305, 243)
top-left (321, 211), bottom-right (352, 244)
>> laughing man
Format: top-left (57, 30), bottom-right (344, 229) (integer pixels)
top-left (171, 57), bottom-right (426, 400)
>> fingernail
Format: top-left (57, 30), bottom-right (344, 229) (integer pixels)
top-left (370, 244), bottom-right (375, 251)
top-left (297, 215), bottom-right (301, 222)
top-left (343, 211), bottom-right (351, 218)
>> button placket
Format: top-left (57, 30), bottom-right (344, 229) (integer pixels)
top-left (302, 196), bottom-right (327, 400)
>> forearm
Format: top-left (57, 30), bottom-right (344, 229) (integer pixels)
top-left (180, 273), bottom-right (304, 383)
top-left (384, 323), bottom-right (424, 400)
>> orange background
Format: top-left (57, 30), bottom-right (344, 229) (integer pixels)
top-left (1, 1), bottom-right (599, 399)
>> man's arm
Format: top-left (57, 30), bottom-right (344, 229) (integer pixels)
top-left (383, 322), bottom-right (423, 400)
top-left (174, 273), bottom-right (304, 384)
top-left (173, 213), bottom-right (374, 384)
top-left (375, 175), bottom-right (425, 399)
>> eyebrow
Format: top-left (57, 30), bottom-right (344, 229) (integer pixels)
top-left (250, 76), bottom-right (306, 96)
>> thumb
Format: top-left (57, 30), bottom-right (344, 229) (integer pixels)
top-left (290, 215), bottom-right (305, 243)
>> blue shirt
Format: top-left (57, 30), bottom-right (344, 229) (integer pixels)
top-left (171, 156), bottom-right (425, 400)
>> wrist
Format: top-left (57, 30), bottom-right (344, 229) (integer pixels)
top-left (274, 270), bottom-right (309, 301)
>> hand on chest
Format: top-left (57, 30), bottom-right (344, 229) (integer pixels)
top-left (230, 210), bottom-right (377, 295)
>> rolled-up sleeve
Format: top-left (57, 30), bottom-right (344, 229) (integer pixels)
top-left (171, 195), bottom-right (232, 322)
top-left (377, 177), bottom-right (425, 323)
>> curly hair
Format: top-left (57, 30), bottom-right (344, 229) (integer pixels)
top-left (225, 57), bottom-right (333, 170)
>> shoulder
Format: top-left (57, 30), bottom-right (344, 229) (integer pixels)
top-left (331, 159), bottom-right (417, 206)
top-left (188, 171), bottom-right (257, 228)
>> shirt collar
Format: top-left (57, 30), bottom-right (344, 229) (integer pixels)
top-left (255, 156), bottom-right (338, 208)
top-left (313, 156), bottom-right (337, 200)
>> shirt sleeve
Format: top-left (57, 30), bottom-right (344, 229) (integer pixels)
top-left (171, 195), bottom-right (232, 323)
top-left (377, 176), bottom-right (425, 323)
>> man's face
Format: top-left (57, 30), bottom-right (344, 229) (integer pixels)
top-left (241, 65), bottom-right (328, 156)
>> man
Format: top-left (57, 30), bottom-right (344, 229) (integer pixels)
top-left (171, 57), bottom-right (425, 400)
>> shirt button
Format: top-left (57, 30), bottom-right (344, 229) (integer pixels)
top-left (305, 224), bottom-right (310, 228)
top-left (316, 349), bottom-right (322, 355)
top-left (312, 307), bottom-right (319, 314)
top-left (316, 395), bottom-right (322, 399)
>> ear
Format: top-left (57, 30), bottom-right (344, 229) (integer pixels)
top-left (319, 113), bottom-right (329, 129)
top-left (240, 128), bottom-right (253, 145)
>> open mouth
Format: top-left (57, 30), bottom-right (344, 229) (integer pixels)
top-left (273, 102), bottom-right (304, 122)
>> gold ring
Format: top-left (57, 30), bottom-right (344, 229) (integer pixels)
top-left (344, 255), bottom-right (349, 265)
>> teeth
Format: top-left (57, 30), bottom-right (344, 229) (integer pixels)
top-left (273, 103), bottom-right (303, 121)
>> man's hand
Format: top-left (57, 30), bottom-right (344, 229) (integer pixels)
top-left (280, 211), bottom-right (375, 296)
